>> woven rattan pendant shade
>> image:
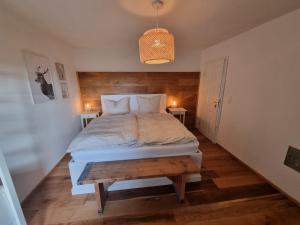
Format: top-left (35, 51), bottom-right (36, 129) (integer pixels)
top-left (139, 28), bottom-right (174, 64)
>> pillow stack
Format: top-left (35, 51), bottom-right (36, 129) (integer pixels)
top-left (102, 95), bottom-right (162, 115)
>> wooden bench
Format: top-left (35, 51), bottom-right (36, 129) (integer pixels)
top-left (77, 155), bottom-right (201, 213)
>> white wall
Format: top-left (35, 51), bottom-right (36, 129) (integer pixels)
top-left (0, 5), bottom-right (81, 201)
top-left (198, 9), bottom-right (300, 202)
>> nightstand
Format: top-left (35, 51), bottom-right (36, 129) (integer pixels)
top-left (168, 107), bottom-right (187, 125)
top-left (81, 111), bottom-right (100, 128)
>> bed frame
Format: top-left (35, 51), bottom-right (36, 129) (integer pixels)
top-left (68, 94), bottom-right (202, 195)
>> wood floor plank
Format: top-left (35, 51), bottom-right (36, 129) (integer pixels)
top-left (199, 170), bottom-right (219, 180)
top-left (213, 174), bottom-right (266, 189)
top-left (186, 183), bottom-right (279, 205)
top-left (174, 207), bottom-right (300, 225)
top-left (174, 195), bottom-right (299, 224)
top-left (100, 194), bottom-right (184, 218)
top-left (107, 180), bottom-right (218, 202)
top-left (103, 213), bottom-right (177, 225)
top-left (108, 185), bottom-right (175, 201)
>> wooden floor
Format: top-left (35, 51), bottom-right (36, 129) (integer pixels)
top-left (22, 131), bottom-right (300, 225)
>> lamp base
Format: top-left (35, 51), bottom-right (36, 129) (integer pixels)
top-left (152, 0), bottom-right (164, 10)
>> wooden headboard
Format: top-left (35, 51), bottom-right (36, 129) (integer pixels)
top-left (77, 72), bottom-right (200, 128)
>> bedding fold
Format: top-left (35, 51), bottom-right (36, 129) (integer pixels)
top-left (68, 113), bottom-right (198, 153)
top-left (136, 113), bottom-right (197, 146)
top-left (67, 114), bottom-right (138, 152)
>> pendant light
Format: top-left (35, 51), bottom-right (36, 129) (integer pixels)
top-left (139, 0), bottom-right (175, 64)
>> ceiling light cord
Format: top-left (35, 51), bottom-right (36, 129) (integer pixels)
top-left (156, 7), bottom-right (159, 29)
top-left (152, 0), bottom-right (163, 30)
top-left (156, 8), bottom-right (158, 29)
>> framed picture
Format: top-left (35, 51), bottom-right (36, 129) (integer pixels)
top-left (60, 82), bottom-right (69, 98)
top-left (22, 51), bottom-right (56, 104)
top-left (55, 62), bottom-right (66, 80)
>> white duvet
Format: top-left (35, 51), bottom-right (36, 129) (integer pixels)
top-left (137, 113), bottom-right (197, 146)
top-left (68, 113), bottom-right (197, 152)
top-left (67, 114), bottom-right (138, 152)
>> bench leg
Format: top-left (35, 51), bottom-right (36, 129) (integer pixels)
top-left (94, 183), bottom-right (106, 214)
top-left (169, 175), bottom-right (186, 202)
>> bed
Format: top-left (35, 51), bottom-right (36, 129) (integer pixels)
top-left (68, 94), bottom-right (202, 195)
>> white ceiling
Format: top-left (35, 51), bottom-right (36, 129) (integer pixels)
top-left (2, 0), bottom-right (300, 66)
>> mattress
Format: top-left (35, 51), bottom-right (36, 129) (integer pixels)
top-left (71, 141), bottom-right (200, 162)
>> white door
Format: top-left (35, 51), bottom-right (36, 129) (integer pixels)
top-left (198, 57), bottom-right (228, 143)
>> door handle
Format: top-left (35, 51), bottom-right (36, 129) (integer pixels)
top-left (213, 98), bottom-right (220, 108)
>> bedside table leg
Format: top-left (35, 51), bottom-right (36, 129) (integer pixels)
top-left (183, 114), bottom-right (185, 125)
top-left (81, 119), bottom-right (84, 129)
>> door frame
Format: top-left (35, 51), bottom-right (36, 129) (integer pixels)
top-left (199, 56), bottom-right (229, 143)
top-left (213, 56), bottom-right (229, 143)
top-left (0, 148), bottom-right (27, 225)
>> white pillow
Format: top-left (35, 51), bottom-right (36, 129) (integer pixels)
top-left (137, 96), bottom-right (161, 113)
top-left (103, 97), bottom-right (130, 115)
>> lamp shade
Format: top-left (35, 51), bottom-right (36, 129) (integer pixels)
top-left (139, 28), bottom-right (174, 64)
